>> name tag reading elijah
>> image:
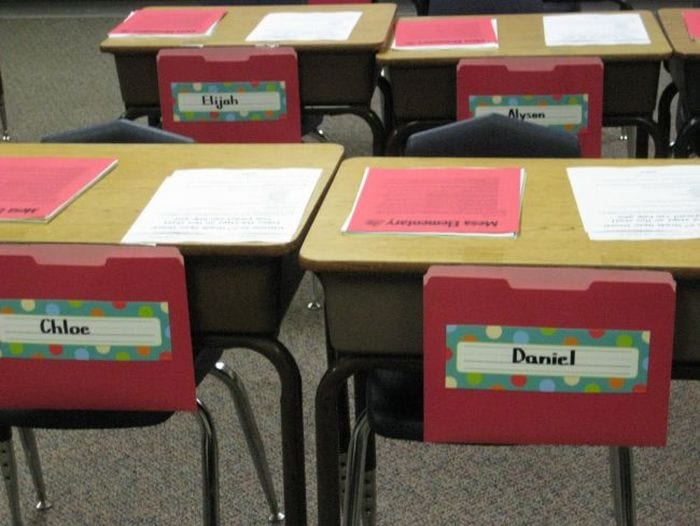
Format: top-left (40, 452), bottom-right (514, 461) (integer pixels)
top-left (445, 325), bottom-right (650, 394)
top-left (0, 299), bottom-right (173, 362)
top-left (171, 81), bottom-right (288, 122)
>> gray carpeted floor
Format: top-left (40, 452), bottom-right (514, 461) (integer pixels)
top-left (0, 2), bottom-right (698, 525)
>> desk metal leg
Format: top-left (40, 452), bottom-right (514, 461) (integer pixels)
top-left (672, 116), bottom-right (700, 158)
top-left (201, 334), bottom-right (307, 526)
top-left (196, 399), bottom-right (220, 526)
top-left (315, 355), bottom-right (421, 526)
top-left (120, 106), bottom-right (162, 127)
top-left (603, 115), bottom-right (665, 158)
top-left (303, 105), bottom-right (386, 156)
top-left (609, 446), bottom-right (635, 526)
top-left (657, 82), bottom-right (678, 157)
top-left (0, 68), bottom-right (9, 141)
top-left (385, 119), bottom-right (451, 155)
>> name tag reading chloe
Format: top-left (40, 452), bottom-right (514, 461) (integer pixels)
top-left (0, 299), bottom-right (172, 362)
top-left (1, 314), bottom-right (162, 347)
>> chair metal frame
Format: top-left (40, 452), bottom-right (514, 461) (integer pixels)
top-left (0, 363), bottom-right (284, 526)
top-left (342, 409), bottom-right (636, 526)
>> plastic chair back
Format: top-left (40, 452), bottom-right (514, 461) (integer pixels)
top-left (404, 114), bottom-right (581, 158)
top-left (41, 119), bottom-right (194, 144)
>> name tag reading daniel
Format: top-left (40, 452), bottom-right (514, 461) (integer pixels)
top-left (446, 324), bottom-right (649, 394)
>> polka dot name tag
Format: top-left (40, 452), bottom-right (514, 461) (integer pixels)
top-left (446, 325), bottom-right (649, 394)
top-left (0, 299), bottom-right (173, 362)
top-left (423, 265), bottom-right (676, 445)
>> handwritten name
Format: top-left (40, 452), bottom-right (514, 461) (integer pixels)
top-left (201, 94), bottom-right (239, 110)
top-left (508, 108), bottom-right (546, 121)
top-left (512, 347), bottom-right (576, 365)
top-left (40, 318), bottom-right (90, 335)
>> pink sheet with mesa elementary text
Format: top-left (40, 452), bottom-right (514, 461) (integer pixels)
top-left (0, 156), bottom-right (118, 222)
top-left (342, 166), bottom-right (525, 237)
top-left (393, 17), bottom-right (497, 48)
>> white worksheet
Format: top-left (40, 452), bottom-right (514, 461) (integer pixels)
top-left (543, 13), bottom-right (650, 46)
top-left (122, 168), bottom-right (322, 244)
top-left (245, 11), bottom-right (362, 42)
top-left (567, 165), bottom-right (700, 240)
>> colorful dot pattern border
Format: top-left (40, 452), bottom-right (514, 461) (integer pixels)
top-left (468, 93), bottom-right (589, 134)
top-left (445, 324), bottom-right (649, 394)
top-left (171, 81), bottom-right (288, 122)
top-left (0, 299), bottom-right (172, 362)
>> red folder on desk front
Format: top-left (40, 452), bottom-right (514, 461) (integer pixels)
top-left (424, 266), bottom-right (676, 446)
top-left (457, 57), bottom-right (603, 157)
top-left (0, 244), bottom-right (195, 412)
top-left (158, 47), bottom-right (301, 143)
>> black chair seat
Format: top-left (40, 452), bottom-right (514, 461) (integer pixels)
top-left (366, 369), bottom-right (423, 442)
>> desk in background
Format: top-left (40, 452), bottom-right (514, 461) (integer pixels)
top-left (99, 4), bottom-right (396, 154)
top-left (377, 11), bottom-right (672, 157)
top-left (657, 8), bottom-right (700, 157)
top-left (0, 142), bottom-right (345, 526)
top-left (299, 156), bottom-right (700, 525)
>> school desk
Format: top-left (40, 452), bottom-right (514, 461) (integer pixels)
top-left (657, 8), bottom-right (700, 157)
top-left (376, 11), bottom-right (672, 157)
top-left (0, 142), bottom-right (345, 526)
top-left (99, 4), bottom-right (396, 154)
top-left (299, 156), bottom-right (700, 525)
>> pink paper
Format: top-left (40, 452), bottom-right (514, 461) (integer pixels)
top-left (0, 156), bottom-right (117, 222)
top-left (109, 8), bottom-right (226, 36)
top-left (345, 167), bottom-right (523, 236)
top-left (394, 17), bottom-right (497, 47)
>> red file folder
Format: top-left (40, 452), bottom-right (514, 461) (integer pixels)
top-left (424, 266), bottom-right (676, 446)
top-left (456, 57), bottom-right (603, 157)
top-left (158, 47), bottom-right (301, 143)
top-left (0, 244), bottom-right (195, 412)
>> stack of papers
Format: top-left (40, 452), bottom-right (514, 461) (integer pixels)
top-left (245, 11), bottom-right (362, 42)
top-left (0, 156), bottom-right (118, 222)
top-left (343, 166), bottom-right (525, 237)
top-left (543, 13), bottom-right (650, 46)
top-left (122, 168), bottom-right (322, 245)
top-left (391, 17), bottom-right (498, 50)
top-left (108, 8), bottom-right (226, 38)
top-left (567, 165), bottom-right (700, 240)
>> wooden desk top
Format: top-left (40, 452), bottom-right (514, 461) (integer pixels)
top-left (658, 8), bottom-right (700, 57)
top-left (0, 143), bottom-right (344, 257)
top-left (299, 157), bottom-right (700, 277)
top-left (377, 11), bottom-right (670, 65)
top-left (100, 4), bottom-right (396, 54)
